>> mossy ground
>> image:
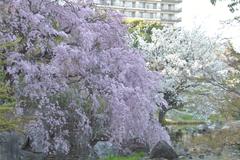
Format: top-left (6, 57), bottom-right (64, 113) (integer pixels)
top-left (102, 152), bottom-right (145, 160)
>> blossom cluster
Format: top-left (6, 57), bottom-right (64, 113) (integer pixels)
top-left (0, 0), bottom-right (169, 155)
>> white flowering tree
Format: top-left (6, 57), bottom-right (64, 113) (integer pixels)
top-left (136, 27), bottom-right (230, 118)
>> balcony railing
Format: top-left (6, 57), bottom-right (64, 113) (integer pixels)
top-left (160, 17), bottom-right (182, 22)
top-left (95, 4), bottom-right (162, 12)
top-left (161, 0), bottom-right (182, 3)
top-left (161, 8), bottom-right (182, 13)
top-left (123, 17), bottom-right (182, 24)
top-left (95, 4), bottom-right (183, 13)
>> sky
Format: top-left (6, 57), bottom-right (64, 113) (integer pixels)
top-left (179, 0), bottom-right (240, 51)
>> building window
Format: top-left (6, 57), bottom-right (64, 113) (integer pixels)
top-left (144, 13), bottom-right (150, 18)
top-left (168, 4), bottom-right (171, 9)
top-left (140, 12), bottom-right (144, 18)
top-left (168, 4), bottom-right (174, 10)
top-left (168, 14), bottom-right (174, 20)
top-left (150, 13), bottom-right (154, 18)
top-left (100, 0), bottom-right (106, 5)
top-left (111, 0), bottom-right (116, 5)
top-left (147, 3), bottom-right (155, 9)
top-left (140, 2), bottom-right (145, 8)
top-left (144, 13), bottom-right (148, 18)
top-left (125, 1), bottom-right (132, 7)
top-left (161, 13), bottom-right (167, 19)
top-left (146, 3), bottom-right (149, 9)
top-left (153, 3), bottom-right (157, 9)
top-left (161, 4), bottom-right (164, 9)
top-left (122, 1), bottom-right (125, 7)
top-left (131, 12), bottom-right (136, 17)
top-left (132, 2), bottom-right (136, 8)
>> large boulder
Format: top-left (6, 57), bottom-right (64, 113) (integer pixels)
top-left (0, 132), bottom-right (23, 160)
top-left (150, 140), bottom-right (178, 160)
top-left (0, 132), bottom-right (45, 160)
top-left (93, 141), bottom-right (118, 159)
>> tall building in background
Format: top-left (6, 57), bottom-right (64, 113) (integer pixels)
top-left (93, 0), bottom-right (182, 25)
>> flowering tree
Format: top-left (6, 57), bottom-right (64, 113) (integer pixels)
top-left (211, 43), bottom-right (240, 120)
top-left (136, 27), bottom-right (229, 118)
top-left (0, 0), bottom-right (170, 156)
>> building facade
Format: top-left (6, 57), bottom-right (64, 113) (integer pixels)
top-left (93, 0), bottom-right (182, 25)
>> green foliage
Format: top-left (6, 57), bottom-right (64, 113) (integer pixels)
top-left (102, 152), bottom-right (145, 160)
top-left (0, 37), bottom-right (18, 131)
top-left (219, 95), bottom-right (240, 120)
top-left (0, 37), bottom-right (22, 50)
top-left (0, 84), bottom-right (15, 102)
top-left (0, 119), bottom-right (17, 131)
top-left (0, 106), bottom-right (27, 132)
top-left (0, 68), bottom-right (15, 107)
top-left (208, 113), bottom-right (224, 122)
top-left (52, 19), bottom-right (60, 30)
top-left (216, 44), bottom-right (240, 120)
top-left (49, 91), bottom-right (76, 108)
top-left (82, 98), bottom-right (93, 116)
top-left (124, 19), bottom-right (163, 47)
top-left (54, 35), bottom-right (64, 44)
top-left (96, 95), bottom-right (107, 114)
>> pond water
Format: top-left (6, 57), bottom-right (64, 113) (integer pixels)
top-left (167, 122), bottom-right (240, 160)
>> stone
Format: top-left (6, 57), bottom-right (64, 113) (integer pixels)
top-left (197, 124), bottom-right (211, 134)
top-left (149, 140), bottom-right (178, 160)
top-left (0, 132), bottom-right (23, 160)
top-left (0, 99), bottom-right (5, 105)
top-left (21, 151), bottom-right (45, 160)
top-left (0, 131), bottom-right (45, 160)
top-left (93, 141), bottom-right (118, 159)
top-left (198, 155), bottom-right (204, 159)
